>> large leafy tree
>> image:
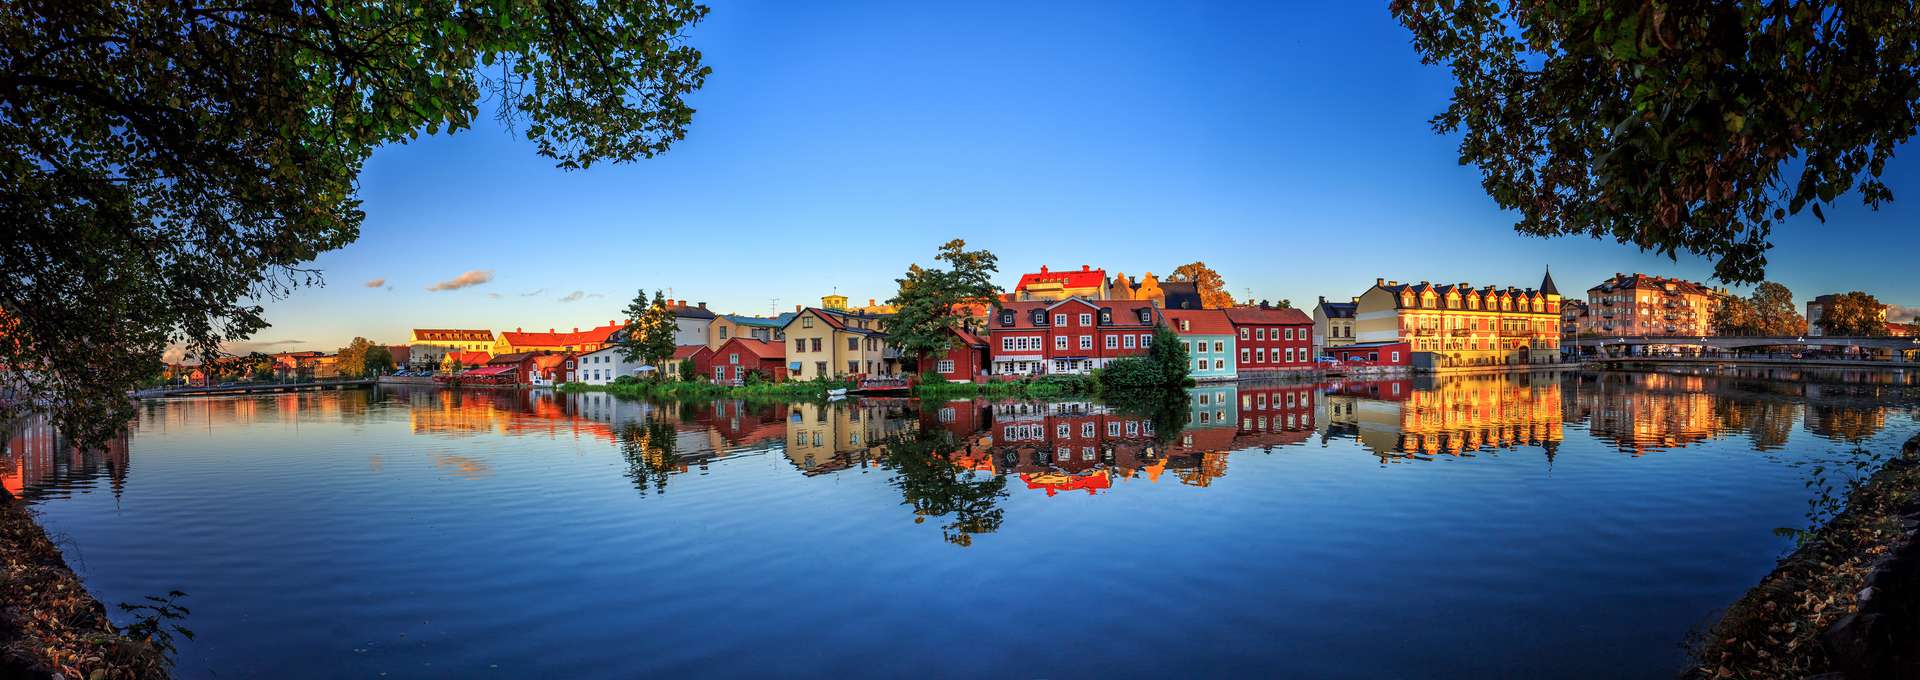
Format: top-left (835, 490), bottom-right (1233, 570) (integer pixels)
top-left (619, 289), bottom-right (678, 371)
top-left (1394, 1), bottom-right (1920, 283)
top-left (1170, 262), bottom-right (1235, 309)
top-left (1818, 291), bottom-right (1887, 336)
top-left (1711, 281), bottom-right (1805, 336)
top-left (1, 1), bottom-right (711, 443)
top-left (878, 425), bottom-right (1008, 548)
top-left (335, 337), bottom-right (377, 378)
top-left (880, 240), bottom-right (1001, 371)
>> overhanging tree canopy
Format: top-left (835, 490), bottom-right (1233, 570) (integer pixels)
top-left (1, 1), bottom-right (710, 443)
top-left (1393, 1), bottom-right (1919, 283)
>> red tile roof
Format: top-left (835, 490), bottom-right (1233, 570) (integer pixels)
top-left (672, 345), bottom-right (711, 359)
top-left (1014, 265), bottom-right (1107, 293)
top-left (717, 338), bottom-right (784, 360)
top-left (449, 351), bottom-right (491, 366)
top-left (499, 322), bottom-right (622, 348)
top-left (950, 327), bottom-right (987, 347)
top-left (1222, 307), bottom-right (1312, 326)
top-left (1162, 309), bottom-right (1235, 335)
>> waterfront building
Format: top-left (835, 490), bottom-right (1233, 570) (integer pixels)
top-left (1311, 296), bottom-right (1358, 357)
top-left (1012, 265), bottom-right (1110, 301)
top-left (783, 307), bottom-right (896, 380)
top-left (709, 313), bottom-right (794, 349)
top-left (664, 300), bottom-right (716, 347)
top-left (486, 352), bottom-right (548, 385)
top-left (571, 345), bottom-right (652, 385)
top-left (408, 328), bottom-right (495, 368)
top-left (495, 322), bottom-right (622, 355)
top-left (925, 326), bottom-right (989, 382)
top-left (1582, 273), bottom-right (1723, 337)
top-left (1163, 309), bottom-right (1238, 381)
top-left (1323, 341), bottom-right (1411, 367)
top-left (664, 345), bottom-right (713, 381)
top-left (986, 297), bottom-right (1160, 376)
top-left (1351, 272), bottom-right (1563, 367)
top-left (709, 338), bottom-right (788, 384)
top-left (1561, 299), bottom-right (1589, 338)
top-left (1223, 305), bottom-right (1315, 374)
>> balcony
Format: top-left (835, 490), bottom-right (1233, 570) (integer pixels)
top-left (1450, 328), bottom-right (1472, 337)
top-left (1412, 328), bottom-right (1438, 336)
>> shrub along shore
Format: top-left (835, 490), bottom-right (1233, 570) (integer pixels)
top-left (1690, 433), bottom-right (1920, 679)
top-left (1, 488), bottom-right (170, 679)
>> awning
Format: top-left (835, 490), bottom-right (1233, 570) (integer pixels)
top-left (462, 365), bottom-right (515, 377)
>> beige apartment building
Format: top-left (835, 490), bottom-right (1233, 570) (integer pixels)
top-left (1582, 273), bottom-right (1723, 337)
top-left (1351, 271), bottom-right (1563, 367)
top-left (782, 307), bottom-right (898, 379)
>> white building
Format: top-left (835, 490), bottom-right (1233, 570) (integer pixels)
top-left (571, 346), bottom-right (651, 385)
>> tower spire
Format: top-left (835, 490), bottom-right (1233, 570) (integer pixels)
top-left (1540, 265), bottom-right (1559, 296)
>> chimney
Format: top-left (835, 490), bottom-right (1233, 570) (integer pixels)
top-left (1039, 265), bottom-right (1049, 273)
top-left (1081, 265), bottom-right (1090, 271)
top-left (794, 304), bottom-right (802, 312)
top-left (548, 328), bottom-right (555, 333)
top-left (515, 327), bottom-right (522, 332)
top-left (698, 301), bottom-right (707, 309)
top-left (608, 320), bottom-right (615, 326)
top-left (1376, 278), bottom-right (1385, 287)
top-left (572, 327), bottom-right (579, 333)
top-left (868, 298), bottom-right (876, 307)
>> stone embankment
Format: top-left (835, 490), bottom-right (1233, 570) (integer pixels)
top-left (1690, 434), bottom-right (1920, 679)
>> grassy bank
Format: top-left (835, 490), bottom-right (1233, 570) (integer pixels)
top-left (1, 490), bottom-right (171, 679)
top-left (911, 375), bottom-right (1097, 400)
top-left (560, 378), bottom-right (851, 400)
top-left (1690, 434), bottom-right (1920, 678)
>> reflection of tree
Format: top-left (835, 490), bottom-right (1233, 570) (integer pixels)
top-left (1804, 404), bottom-right (1888, 444)
top-left (617, 418), bottom-right (679, 496)
top-left (1101, 387), bottom-right (1190, 445)
top-left (878, 427), bottom-right (1008, 548)
top-left (1716, 401), bottom-right (1799, 451)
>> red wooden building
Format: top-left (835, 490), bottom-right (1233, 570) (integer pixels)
top-left (671, 345), bottom-right (714, 381)
top-left (710, 338), bottom-right (787, 384)
top-left (1324, 341), bottom-right (1412, 367)
top-left (986, 297), bottom-right (1161, 376)
top-left (927, 326), bottom-right (989, 382)
top-left (1223, 306), bottom-right (1316, 373)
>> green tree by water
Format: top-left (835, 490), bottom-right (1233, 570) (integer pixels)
top-left (1712, 282), bottom-right (1805, 336)
top-left (1818, 292), bottom-right (1889, 337)
top-left (0, 1), bottom-right (711, 444)
top-left (619, 289), bottom-right (678, 373)
top-left (1393, 1), bottom-right (1920, 283)
top-left (880, 240), bottom-right (1002, 374)
top-left (1101, 325), bottom-right (1193, 389)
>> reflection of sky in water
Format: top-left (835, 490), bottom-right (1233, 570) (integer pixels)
top-left (6, 370), bottom-right (1918, 679)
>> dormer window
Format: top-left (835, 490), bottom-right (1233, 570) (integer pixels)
top-left (1099, 308), bottom-right (1112, 324)
top-left (1179, 319), bottom-right (1191, 332)
top-left (1031, 309), bottom-right (1047, 326)
top-left (1136, 308), bottom-right (1151, 324)
top-left (1000, 311), bottom-right (1015, 326)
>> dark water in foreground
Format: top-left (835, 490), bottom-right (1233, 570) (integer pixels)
top-left (6, 368), bottom-right (1920, 678)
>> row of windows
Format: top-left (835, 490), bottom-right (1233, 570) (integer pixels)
top-left (1000, 419), bottom-right (1153, 441)
top-left (1239, 347), bottom-right (1303, 363)
top-left (1190, 340), bottom-right (1225, 354)
top-left (1237, 327), bottom-right (1305, 341)
top-left (998, 333), bottom-right (1154, 352)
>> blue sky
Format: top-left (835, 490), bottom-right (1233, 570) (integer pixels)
top-left (242, 0), bottom-right (1919, 352)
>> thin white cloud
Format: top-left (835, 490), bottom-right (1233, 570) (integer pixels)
top-left (558, 290), bottom-right (585, 303)
top-left (488, 292), bottom-right (504, 300)
top-left (520, 288), bottom-right (545, 297)
top-left (364, 278), bottom-right (386, 288)
top-left (427, 270), bottom-right (494, 292)
top-left (1889, 304), bottom-right (1920, 323)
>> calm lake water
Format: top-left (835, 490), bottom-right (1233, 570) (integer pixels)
top-left (7, 368), bottom-right (1920, 678)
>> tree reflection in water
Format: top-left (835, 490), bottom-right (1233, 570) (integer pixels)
top-left (617, 418), bottom-right (679, 496)
top-left (876, 425), bottom-right (1008, 548)
top-left (1101, 387), bottom-right (1192, 446)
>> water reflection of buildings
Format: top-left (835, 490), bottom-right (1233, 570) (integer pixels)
top-left (1320, 375), bottom-right (1564, 463)
top-left (783, 400), bottom-right (916, 475)
top-left (1559, 370), bottom-right (1897, 452)
top-left (2, 415), bottom-right (130, 501)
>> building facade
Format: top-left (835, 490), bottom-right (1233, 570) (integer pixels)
top-left (1012, 265), bottom-right (1110, 302)
top-left (1224, 306), bottom-right (1315, 374)
top-left (709, 338), bottom-right (788, 384)
top-left (408, 329), bottom-right (495, 368)
top-left (986, 297), bottom-right (1160, 376)
top-left (1352, 274), bottom-right (1562, 367)
top-left (927, 327), bottom-right (989, 382)
top-left (1164, 309), bottom-right (1237, 381)
top-left (495, 322), bottom-right (623, 355)
top-left (783, 307), bottom-right (896, 380)
top-left (664, 345), bottom-right (713, 381)
top-left (709, 313), bottom-right (794, 349)
top-left (1311, 297), bottom-right (1358, 357)
top-left (663, 301), bottom-right (716, 347)
top-left (1582, 273), bottom-right (1722, 337)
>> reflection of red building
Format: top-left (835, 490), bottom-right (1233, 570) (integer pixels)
top-left (1022, 469), bottom-right (1112, 496)
top-left (2, 415), bottom-right (130, 500)
top-left (1231, 384), bottom-right (1317, 449)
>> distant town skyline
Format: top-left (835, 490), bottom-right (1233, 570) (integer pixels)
top-left (212, 1), bottom-right (1917, 356)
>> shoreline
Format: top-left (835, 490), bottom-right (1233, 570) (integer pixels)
top-left (1690, 433), bottom-right (1920, 678)
top-left (0, 488), bottom-right (170, 679)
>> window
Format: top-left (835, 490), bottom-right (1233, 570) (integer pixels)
top-left (937, 359), bottom-right (954, 373)
top-left (1285, 328), bottom-right (1295, 340)
top-left (848, 361), bottom-right (859, 374)
top-left (1255, 328), bottom-right (1265, 341)
top-left (1391, 351), bottom-right (1401, 362)
top-left (729, 353), bottom-right (740, 364)
top-left (1196, 359), bottom-right (1207, 370)
top-left (1055, 336), bottom-right (1068, 350)
top-left (1002, 337), bottom-right (1015, 351)
top-left (1079, 335), bottom-right (1092, 350)
top-left (1141, 334), bottom-right (1152, 347)
top-left (1255, 348), bottom-right (1264, 362)
top-left (1079, 313), bottom-right (1092, 326)
top-left (848, 337), bottom-right (858, 351)
top-left (816, 361), bottom-right (827, 375)
top-left (1107, 422), bottom-right (1121, 436)
top-left (1213, 341), bottom-right (1224, 353)
top-left (1179, 319), bottom-right (1190, 332)
top-left (802, 317), bottom-right (814, 328)
top-left (1241, 348), bottom-right (1251, 363)
top-left (1123, 335), bottom-right (1136, 349)
top-left (719, 327), bottom-right (729, 340)
top-left (811, 338), bottom-right (822, 352)
top-left (1240, 328), bottom-right (1250, 340)
top-left (1286, 348), bottom-right (1296, 362)
top-left (1057, 424), bottom-right (1070, 438)
top-left (1105, 335), bottom-right (1118, 349)
top-left (1055, 313), bottom-right (1067, 326)
top-left (1000, 310), bottom-right (1014, 326)
top-left (1214, 359), bottom-right (1224, 370)
top-left (1082, 423), bottom-right (1094, 437)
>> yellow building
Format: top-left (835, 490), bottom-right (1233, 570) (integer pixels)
top-left (408, 329), bottom-right (495, 367)
top-left (1311, 296), bottom-right (1358, 355)
top-left (820, 294), bottom-right (896, 315)
top-left (1352, 271), bottom-right (1563, 367)
top-left (493, 322), bottom-right (623, 355)
top-left (783, 307), bottom-right (899, 379)
top-left (1583, 273), bottom-right (1724, 337)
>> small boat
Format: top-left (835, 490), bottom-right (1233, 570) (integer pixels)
top-left (826, 388), bottom-right (849, 398)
